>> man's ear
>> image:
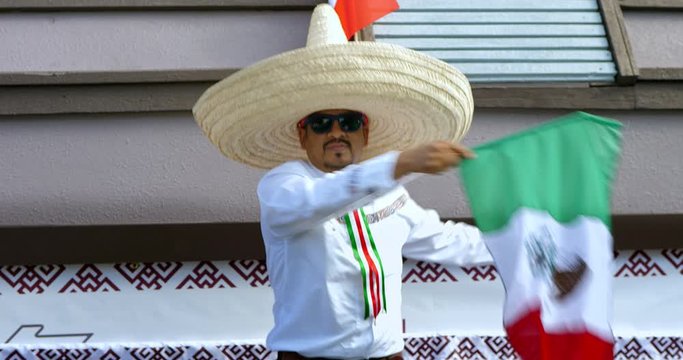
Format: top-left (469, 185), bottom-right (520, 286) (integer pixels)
top-left (298, 127), bottom-right (307, 149)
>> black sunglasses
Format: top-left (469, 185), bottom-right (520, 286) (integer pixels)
top-left (298, 111), bottom-right (368, 134)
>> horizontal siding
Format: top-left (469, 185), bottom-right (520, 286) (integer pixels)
top-left (452, 63), bottom-right (617, 83)
top-left (467, 75), bottom-right (614, 83)
top-left (395, 0), bottom-right (598, 11)
top-left (374, 24), bottom-right (606, 37)
top-left (376, 0), bottom-right (617, 83)
top-left (422, 50), bottom-right (614, 62)
top-left (379, 37), bottom-right (610, 50)
top-left (380, 11), bottom-right (604, 24)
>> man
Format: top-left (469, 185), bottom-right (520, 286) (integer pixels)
top-left (257, 109), bottom-right (492, 359)
top-left (193, 4), bottom-right (491, 360)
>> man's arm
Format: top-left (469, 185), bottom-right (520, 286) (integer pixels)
top-left (397, 141), bottom-right (491, 265)
top-left (258, 152), bottom-right (400, 237)
top-left (400, 198), bottom-right (493, 266)
top-left (395, 141), bottom-right (474, 179)
top-left (259, 141), bottom-right (476, 237)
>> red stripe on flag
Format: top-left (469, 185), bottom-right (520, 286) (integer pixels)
top-left (506, 307), bottom-right (614, 360)
top-left (353, 210), bottom-right (380, 317)
top-left (334, 0), bottom-right (399, 40)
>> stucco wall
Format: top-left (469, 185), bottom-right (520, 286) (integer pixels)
top-left (2, 10), bottom-right (681, 73)
top-left (1, 109), bottom-right (681, 225)
top-left (1, 8), bottom-right (681, 226)
top-left (623, 11), bottom-right (683, 68)
top-left (0, 11), bottom-right (310, 72)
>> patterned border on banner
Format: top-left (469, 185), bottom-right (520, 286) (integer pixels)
top-left (0, 250), bottom-right (679, 295)
top-left (1, 337), bottom-right (681, 359)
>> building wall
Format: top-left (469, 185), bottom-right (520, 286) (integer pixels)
top-left (0, 11), bottom-right (310, 72)
top-left (623, 11), bottom-right (683, 68)
top-left (2, 109), bottom-right (681, 225)
top-left (3, 3), bottom-right (680, 356)
top-left (1, 7), bottom-right (682, 227)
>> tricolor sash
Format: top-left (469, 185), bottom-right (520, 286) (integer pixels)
top-left (344, 208), bottom-right (387, 319)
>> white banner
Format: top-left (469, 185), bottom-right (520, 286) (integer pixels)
top-left (1, 250), bottom-right (681, 359)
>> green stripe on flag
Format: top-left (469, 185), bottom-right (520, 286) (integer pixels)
top-left (360, 208), bottom-right (387, 313)
top-left (344, 213), bottom-right (371, 319)
top-left (460, 112), bottom-right (622, 232)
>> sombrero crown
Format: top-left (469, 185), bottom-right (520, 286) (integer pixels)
top-left (193, 4), bottom-right (473, 169)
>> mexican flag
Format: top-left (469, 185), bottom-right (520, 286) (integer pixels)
top-left (329, 0), bottom-right (399, 39)
top-left (460, 112), bottom-right (622, 359)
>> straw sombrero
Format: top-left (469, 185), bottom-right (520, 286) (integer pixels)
top-left (193, 4), bottom-right (473, 169)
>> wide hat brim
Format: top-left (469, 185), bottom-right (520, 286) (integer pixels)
top-left (193, 41), bottom-right (473, 169)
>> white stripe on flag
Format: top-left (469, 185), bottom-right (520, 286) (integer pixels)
top-left (484, 207), bottom-right (613, 342)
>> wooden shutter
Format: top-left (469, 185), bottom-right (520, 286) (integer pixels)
top-left (374, 0), bottom-right (617, 83)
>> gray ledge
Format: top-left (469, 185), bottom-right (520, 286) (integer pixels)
top-left (0, 214), bottom-right (681, 265)
top-left (4, 81), bottom-right (683, 115)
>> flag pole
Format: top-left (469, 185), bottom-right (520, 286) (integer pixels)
top-left (352, 25), bottom-right (374, 42)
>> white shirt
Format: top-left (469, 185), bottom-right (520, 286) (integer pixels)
top-left (257, 152), bottom-right (492, 359)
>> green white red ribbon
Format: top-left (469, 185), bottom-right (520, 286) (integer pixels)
top-left (344, 208), bottom-right (387, 319)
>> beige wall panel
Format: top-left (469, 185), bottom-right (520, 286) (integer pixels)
top-left (0, 11), bottom-right (310, 72)
top-left (1, 109), bottom-right (681, 225)
top-left (622, 11), bottom-right (683, 68)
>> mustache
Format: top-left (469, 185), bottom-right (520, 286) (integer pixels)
top-left (324, 139), bottom-right (351, 148)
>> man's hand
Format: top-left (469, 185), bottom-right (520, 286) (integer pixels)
top-left (394, 141), bottom-right (476, 179)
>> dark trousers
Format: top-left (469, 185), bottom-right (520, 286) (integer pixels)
top-left (277, 350), bottom-right (403, 360)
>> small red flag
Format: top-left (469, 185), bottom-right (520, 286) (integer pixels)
top-left (331, 0), bottom-right (399, 40)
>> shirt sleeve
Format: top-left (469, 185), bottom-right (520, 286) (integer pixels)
top-left (258, 151), bottom-right (400, 237)
top-left (400, 197), bottom-right (493, 266)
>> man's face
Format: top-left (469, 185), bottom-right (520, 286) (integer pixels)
top-left (298, 109), bottom-right (369, 172)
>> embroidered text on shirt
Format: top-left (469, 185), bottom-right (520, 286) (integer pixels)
top-left (337, 194), bottom-right (408, 225)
